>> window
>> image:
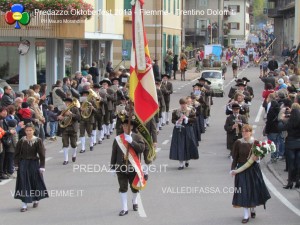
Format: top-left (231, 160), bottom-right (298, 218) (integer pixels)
top-left (167, 34), bottom-right (173, 50)
top-left (164, 0), bottom-right (166, 11)
top-left (168, 0), bottom-right (171, 13)
top-left (124, 0), bottom-right (131, 11)
top-left (177, 0), bottom-right (179, 15)
top-left (229, 22), bottom-right (240, 30)
top-left (246, 23), bottom-right (250, 31)
top-left (229, 5), bottom-right (240, 13)
top-left (231, 39), bottom-right (237, 45)
top-left (173, 0), bottom-right (176, 14)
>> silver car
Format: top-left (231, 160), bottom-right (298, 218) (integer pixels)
top-left (200, 70), bottom-right (224, 97)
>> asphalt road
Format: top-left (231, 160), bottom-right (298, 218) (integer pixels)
top-left (1, 65), bottom-right (300, 225)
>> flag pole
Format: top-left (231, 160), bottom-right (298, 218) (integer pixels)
top-left (125, 100), bottom-right (133, 174)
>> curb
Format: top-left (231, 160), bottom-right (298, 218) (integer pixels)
top-left (265, 160), bottom-right (300, 194)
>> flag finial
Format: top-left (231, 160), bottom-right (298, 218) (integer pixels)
top-left (131, 0), bottom-right (136, 6)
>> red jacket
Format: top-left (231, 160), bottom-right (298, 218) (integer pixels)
top-left (262, 89), bottom-right (274, 100)
top-left (18, 108), bottom-right (32, 119)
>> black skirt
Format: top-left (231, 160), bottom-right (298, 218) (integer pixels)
top-left (14, 159), bottom-right (49, 203)
top-left (232, 162), bottom-right (271, 208)
top-left (169, 125), bottom-right (199, 161)
top-left (198, 114), bottom-right (205, 134)
top-left (193, 116), bottom-right (201, 143)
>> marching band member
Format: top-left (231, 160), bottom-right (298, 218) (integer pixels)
top-left (241, 77), bottom-right (254, 100)
top-left (186, 96), bottom-right (201, 144)
top-left (115, 96), bottom-right (129, 135)
top-left (91, 84), bottom-right (105, 145)
top-left (232, 52), bottom-right (240, 78)
top-left (155, 79), bottom-right (165, 132)
top-left (197, 77), bottom-right (213, 127)
top-left (100, 78), bottom-right (116, 139)
top-left (224, 103), bottom-right (248, 157)
top-left (14, 123), bottom-right (48, 212)
top-left (57, 98), bottom-right (80, 165)
top-left (226, 92), bottom-right (250, 117)
top-left (79, 90), bottom-right (97, 153)
top-left (169, 98), bottom-right (199, 170)
top-left (161, 74), bottom-right (173, 125)
top-left (110, 116), bottom-right (145, 216)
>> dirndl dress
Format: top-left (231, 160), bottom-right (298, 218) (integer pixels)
top-left (232, 162), bottom-right (271, 208)
top-left (169, 124), bottom-right (199, 161)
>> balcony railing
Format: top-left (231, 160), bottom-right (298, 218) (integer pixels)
top-left (0, 14), bottom-right (85, 39)
top-left (185, 28), bottom-right (207, 37)
top-left (267, 8), bottom-right (283, 18)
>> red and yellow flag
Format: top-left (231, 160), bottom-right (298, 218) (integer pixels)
top-left (129, 0), bottom-right (158, 124)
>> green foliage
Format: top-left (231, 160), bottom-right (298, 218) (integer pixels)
top-left (252, 0), bottom-right (268, 24)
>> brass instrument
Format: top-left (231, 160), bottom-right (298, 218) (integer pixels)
top-left (234, 115), bottom-right (240, 137)
top-left (110, 84), bottom-right (119, 93)
top-left (59, 98), bottom-right (78, 128)
top-left (81, 89), bottom-right (98, 119)
top-left (116, 104), bottom-right (127, 122)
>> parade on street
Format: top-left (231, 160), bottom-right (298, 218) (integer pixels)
top-left (0, 0), bottom-right (300, 225)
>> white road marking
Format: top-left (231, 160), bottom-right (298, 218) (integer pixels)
top-left (46, 157), bottom-right (53, 162)
top-left (137, 193), bottom-right (147, 218)
top-left (155, 148), bottom-right (161, 153)
top-left (254, 102), bottom-right (300, 216)
top-left (0, 158), bottom-right (53, 186)
top-left (252, 125), bottom-right (257, 128)
top-left (173, 91), bottom-right (177, 93)
top-left (170, 134), bottom-right (172, 138)
top-left (162, 140), bottom-right (169, 145)
top-left (255, 106), bottom-right (264, 123)
top-left (0, 179), bottom-right (12, 186)
top-left (262, 172), bottom-right (300, 217)
top-left (178, 88), bottom-right (181, 90)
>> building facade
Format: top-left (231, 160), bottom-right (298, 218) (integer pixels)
top-left (113, 0), bottom-right (182, 74)
top-left (223, 0), bottom-right (250, 47)
top-left (184, 0), bottom-right (225, 48)
top-left (268, 0), bottom-right (299, 56)
top-left (0, 0), bottom-right (124, 91)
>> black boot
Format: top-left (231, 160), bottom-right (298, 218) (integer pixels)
top-left (295, 169), bottom-right (300, 189)
top-left (283, 169), bottom-right (294, 189)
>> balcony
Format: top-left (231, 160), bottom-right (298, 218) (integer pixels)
top-left (267, 8), bottom-right (283, 18)
top-left (185, 28), bottom-right (207, 37)
top-left (0, 14), bottom-right (85, 39)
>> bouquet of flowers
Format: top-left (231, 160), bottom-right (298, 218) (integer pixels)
top-left (231, 140), bottom-right (276, 175)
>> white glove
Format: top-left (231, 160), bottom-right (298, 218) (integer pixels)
top-left (124, 134), bottom-right (133, 143)
top-left (184, 117), bottom-right (188, 124)
top-left (110, 169), bottom-right (116, 176)
top-left (39, 168), bottom-right (45, 173)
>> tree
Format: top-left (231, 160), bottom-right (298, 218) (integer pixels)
top-left (253, 0), bottom-right (268, 24)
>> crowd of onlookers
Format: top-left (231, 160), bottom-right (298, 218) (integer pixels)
top-left (261, 53), bottom-right (300, 189)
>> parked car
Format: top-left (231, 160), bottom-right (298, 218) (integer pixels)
top-left (200, 70), bottom-right (224, 97)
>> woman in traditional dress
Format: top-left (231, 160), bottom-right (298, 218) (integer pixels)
top-left (231, 124), bottom-right (271, 223)
top-left (14, 123), bottom-right (48, 212)
top-left (169, 98), bottom-right (199, 170)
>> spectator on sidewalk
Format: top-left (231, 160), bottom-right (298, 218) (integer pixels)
top-left (172, 55), bottom-right (178, 80)
top-left (47, 105), bottom-right (58, 141)
top-left (179, 56), bottom-right (188, 81)
top-left (267, 56), bottom-right (279, 72)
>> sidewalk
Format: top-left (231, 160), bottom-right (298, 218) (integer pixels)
top-left (266, 158), bottom-right (300, 195)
